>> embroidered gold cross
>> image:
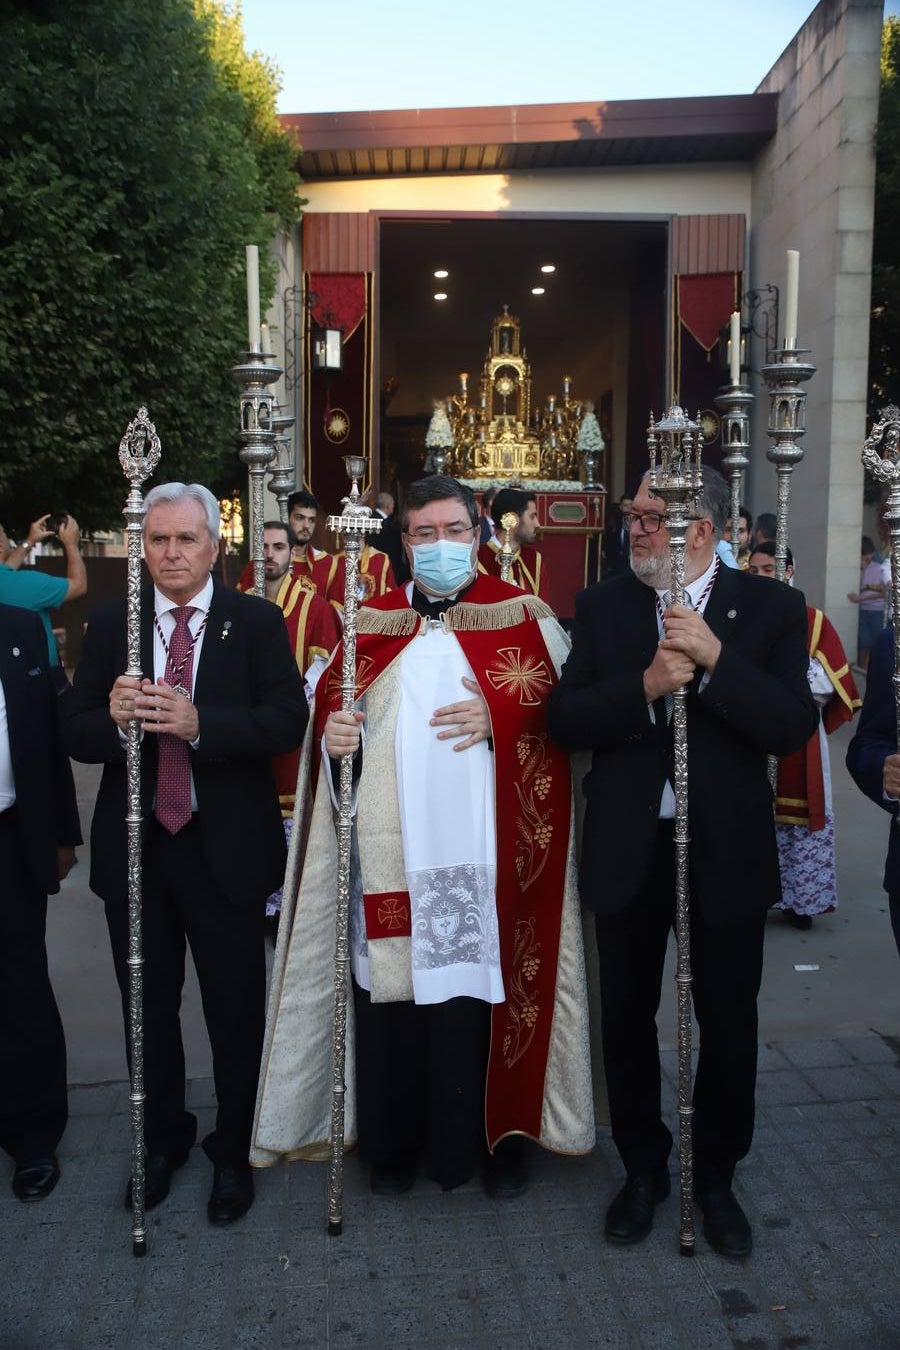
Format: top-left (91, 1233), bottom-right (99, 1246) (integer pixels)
top-left (485, 647), bottom-right (552, 706)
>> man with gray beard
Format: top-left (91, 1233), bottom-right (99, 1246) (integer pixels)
top-left (547, 466), bottom-right (816, 1259)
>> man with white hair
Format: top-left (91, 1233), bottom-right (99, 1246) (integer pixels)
top-left (65, 483), bottom-right (307, 1226)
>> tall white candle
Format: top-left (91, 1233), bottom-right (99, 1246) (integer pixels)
top-left (259, 322), bottom-right (270, 355)
top-left (245, 244), bottom-right (260, 352)
top-left (729, 311), bottom-right (741, 385)
top-left (784, 250), bottom-right (799, 348)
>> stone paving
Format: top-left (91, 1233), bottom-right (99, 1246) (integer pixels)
top-left (3, 707), bottom-right (900, 1348)
top-left (3, 1029), bottom-right (898, 1350)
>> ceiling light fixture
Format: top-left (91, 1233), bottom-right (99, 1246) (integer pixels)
top-left (433, 269), bottom-right (449, 278)
top-left (531, 287), bottom-right (545, 296)
top-left (540, 264), bottom-right (556, 274)
top-left (434, 292), bottom-right (448, 301)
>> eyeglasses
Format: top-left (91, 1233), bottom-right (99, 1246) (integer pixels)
top-left (623, 510), bottom-right (666, 535)
top-left (404, 523), bottom-right (477, 544)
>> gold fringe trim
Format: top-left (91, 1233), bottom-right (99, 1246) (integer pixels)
top-left (355, 593), bottom-right (554, 637)
top-left (357, 606), bottom-right (421, 637)
top-left (444, 594), bottom-right (554, 631)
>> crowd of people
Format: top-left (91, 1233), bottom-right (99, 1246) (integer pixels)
top-left (0, 469), bottom-right (896, 1265)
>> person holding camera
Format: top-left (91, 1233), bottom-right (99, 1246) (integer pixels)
top-left (0, 514), bottom-right (86, 666)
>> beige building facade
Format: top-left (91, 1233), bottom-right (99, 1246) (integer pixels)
top-left (270, 0), bottom-right (884, 649)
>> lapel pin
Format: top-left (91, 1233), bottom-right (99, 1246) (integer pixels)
top-left (221, 619), bottom-right (232, 641)
top-left (727, 609), bottom-right (737, 619)
top-left (12, 647), bottom-right (20, 657)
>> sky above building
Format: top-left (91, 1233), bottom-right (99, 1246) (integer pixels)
top-left (239, 0), bottom-right (898, 115)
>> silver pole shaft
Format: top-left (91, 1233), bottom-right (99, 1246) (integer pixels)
top-left (326, 534), bottom-right (362, 1237)
top-left (666, 510), bottom-right (695, 1257)
top-left (117, 406), bottom-right (161, 1257)
top-left (124, 488), bottom-right (147, 1258)
top-left (325, 464), bottom-right (380, 1236)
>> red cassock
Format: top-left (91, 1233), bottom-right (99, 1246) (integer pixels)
top-left (272, 578), bottom-right (341, 816)
top-left (477, 541), bottom-right (549, 601)
top-left (236, 546), bottom-right (335, 598)
top-left (238, 570), bottom-right (342, 816)
top-left (775, 607), bottom-right (861, 830)
top-left (324, 544), bottom-right (396, 612)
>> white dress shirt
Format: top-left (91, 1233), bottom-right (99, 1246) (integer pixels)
top-left (651, 555), bottom-right (719, 818)
top-left (0, 679), bottom-right (14, 811)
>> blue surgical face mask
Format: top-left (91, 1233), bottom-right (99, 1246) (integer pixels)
top-left (410, 537), bottom-right (477, 598)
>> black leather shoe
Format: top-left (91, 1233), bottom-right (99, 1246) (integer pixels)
top-left (13, 1156), bottom-right (60, 1202)
top-left (695, 1185), bottom-right (753, 1258)
top-left (123, 1150), bottom-right (189, 1211)
top-left (370, 1154), bottom-right (417, 1195)
top-left (604, 1170), bottom-right (671, 1245)
top-left (483, 1139), bottom-right (528, 1199)
top-left (207, 1164), bottom-right (254, 1225)
top-left (788, 911), bottom-right (813, 930)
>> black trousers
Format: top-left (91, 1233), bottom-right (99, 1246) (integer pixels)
top-left (104, 817), bottom-right (266, 1167)
top-left (889, 890), bottom-right (900, 959)
top-left (594, 822), bottom-right (767, 1189)
top-left (0, 809), bottom-right (67, 1163)
top-left (353, 983), bottom-right (491, 1190)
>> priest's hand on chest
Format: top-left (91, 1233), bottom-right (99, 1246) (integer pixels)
top-left (430, 676), bottom-right (491, 752)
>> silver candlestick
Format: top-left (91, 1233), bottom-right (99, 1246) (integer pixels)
top-left (762, 347), bottom-right (816, 582)
top-left (714, 381), bottom-right (753, 559)
top-left (326, 454), bottom-right (380, 1237)
top-left (268, 397), bottom-right (296, 526)
top-left (232, 348), bottom-right (282, 595)
top-left (117, 406), bottom-right (162, 1258)
top-left (647, 404), bottom-right (704, 1257)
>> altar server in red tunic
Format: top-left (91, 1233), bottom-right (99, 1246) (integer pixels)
top-left (324, 540), bottom-right (396, 614)
top-left (749, 542), bottom-right (860, 928)
top-left (252, 476), bottom-right (593, 1198)
top-left (477, 487), bottom-right (549, 600)
top-left (239, 522), bottom-right (342, 930)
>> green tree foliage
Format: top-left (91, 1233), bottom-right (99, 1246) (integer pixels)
top-left (870, 16), bottom-right (900, 414)
top-left (0, 0), bottom-right (302, 531)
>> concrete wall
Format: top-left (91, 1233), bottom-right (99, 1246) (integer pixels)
top-left (750, 0), bottom-right (883, 654)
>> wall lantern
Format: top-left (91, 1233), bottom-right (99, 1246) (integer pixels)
top-left (311, 326), bottom-right (343, 373)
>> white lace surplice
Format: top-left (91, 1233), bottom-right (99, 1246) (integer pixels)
top-left (352, 623), bottom-right (503, 1006)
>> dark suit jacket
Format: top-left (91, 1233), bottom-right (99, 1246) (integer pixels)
top-left (63, 580), bottom-right (307, 907)
top-left (546, 567), bottom-right (818, 921)
top-left (845, 624), bottom-right (900, 893)
top-left (0, 604), bottom-right (81, 895)
top-left (601, 515), bottom-right (630, 579)
top-left (367, 511), bottom-right (408, 584)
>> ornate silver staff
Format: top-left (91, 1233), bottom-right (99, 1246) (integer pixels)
top-left (117, 406), bottom-right (162, 1257)
top-left (498, 510), bottom-right (517, 584)
top-left (861, 405), bottom-right (900, 755)
top-left (647, 405), bottom-right (703, 1256)
top-left (326, 454), bottom-right (380, 1236)
top-left (232, 346), bottom-right (281, 595)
